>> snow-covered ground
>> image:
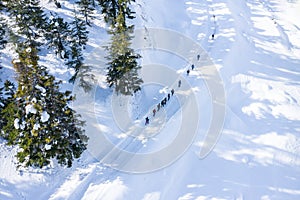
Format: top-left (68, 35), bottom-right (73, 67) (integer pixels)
top-left (1, 0), bottom-right (300, 199)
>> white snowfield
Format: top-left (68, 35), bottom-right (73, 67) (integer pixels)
top-left (1, 0), bottom-right (300, 199)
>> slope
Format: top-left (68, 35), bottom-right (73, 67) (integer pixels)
top-left (0, 0), bottom-right (300, 199)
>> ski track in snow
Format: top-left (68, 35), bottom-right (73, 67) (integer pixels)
top-left (1, 0), bottom-right (300, 199)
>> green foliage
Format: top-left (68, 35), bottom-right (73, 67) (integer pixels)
top-left (106, 26), bottom-right (143, 95)
top-left (76, 0), bottom-right (96, 26)
top-left (97, 0), bottom-right (136, 25)
top-left (4, 0), bottom-right (47, 42)
top-left (1, 46), bottom-right (88, 168)
top-left (105, 2), bottom-right (143, 95)
top-left (0, 17), bottom-right (7, 50)
top-left (45, 13), bottom-right (70, 59)
top-left (0, 81), bottom-right (15, 134)
top-left (64, 14), bottom-right (95, 91)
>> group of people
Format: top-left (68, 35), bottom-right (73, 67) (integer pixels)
top-left (145, 54), bottom-right (201, 125)
top-left (145, 88), bottom-right (175, 125)
top-left (186, 54), bottom-right (200, 76)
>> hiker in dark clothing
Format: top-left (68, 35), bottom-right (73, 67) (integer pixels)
top-left (161, 99), bottom-right (165, 107)
top-left (197, 54), bottom-right (200, 60)
top-left (191, 64), bottom-right (195, 70)
top-left (157, 103), bottom-right (161, 111)
top-left (145, 117), bottom-right (149, 125)
top-left (212, 34), bottom-right (215, 40)
top-left (187, 69), bottom-right (190, 75)
top-left (163, 98), bottom-right (167, 105)
top-left (171, 89), bottom-right (174, 96)
top-left (153, 108), bottom-right (156, 117)
top-left (178, 80), bottom-right (182, 87)
top-left (167, 93), bottom-right (170, 100)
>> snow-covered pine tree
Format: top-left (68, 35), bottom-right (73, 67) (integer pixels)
top-left (106, 5), bottom-right (143, 95)
top-left (97, 0), bottom-right (136, 26)
top-left (120, 0), bottom-right (136, 20)
top-left (0, 19), bottom-right (6, 50)
top-left (0, 81), bottom-right (15, 136)
top-left (45, 13), bottom-right (70, 59)
top-left (67, 14), bottom-right (92, 86)
top-left (97, 0), bottom-right (119, 24)
top-left (76, 0), bottom-right (96, 26)
top-left (1, 44), bottom-right (88, 168)
top-left (4, 0), bottom-right (47, 42)
top-left (112, 52), bottom-right (142, 95)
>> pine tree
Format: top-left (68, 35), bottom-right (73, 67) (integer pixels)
top-left (0, 18), bottom-right (6, 50)
top-left (67, 15), bottom-right (90, 84)
top-left (45, 13), bottom-right (70, 59)
top-left (4, 0), bottom-right (47, 42)
top-left (76, 0), bottom-right (96, 26)
top-left (97, 0), bottom-right (136, 25)
top-left (106, 9), bottom-right (143, 95)
top-left (0, 81), bottom-right (16, 138)
top-left (1, 45), bottom-right (88, 168)
top-left (97, 0), bottom-right (119, 24)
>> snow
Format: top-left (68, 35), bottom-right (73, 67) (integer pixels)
top-left (45, 144), bottom-right (52, 151)
top-left (25, 104), bottom-right (37, 115)
top-left (41, 111), bottom-right (50, 123)
top-left (35, 85), bottom-right (46, 94)
top-left (13, 118), bottom-right (19, 130)
top-left (33, 123), bottom-right (40, 130)
top-left (1, 0), bottom-right (300, 199)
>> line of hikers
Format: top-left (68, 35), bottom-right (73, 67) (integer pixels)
top-left (145, 88), bottom-right (175, 125)
top-left (186, 54), bottom-right (200, 76)
top-left (145, 54), bottom-right (201, 125)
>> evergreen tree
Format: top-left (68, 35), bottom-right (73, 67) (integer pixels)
top-left (0, 81), bottom-right (15, 135)
top-left (67, 15), bottom-right (90, 84)
top-left (76, 0), bottom-right (96, 26)
top-left (1, 45), bottom-right (88, 168)
top-left (97, 0), bottom-right (118, 24)
top-left (106, 10), bottom-right (143, 95)
top-left (0, 17), bottom-right (6, 50)
top-left (4, 0), bottom-right (47, 42)
top-left (45, 13), bottom-right (70, 59)
top-left (97, 0), bottom-right (136, 25)
top-left (108, 51), bottom-right (142, 95)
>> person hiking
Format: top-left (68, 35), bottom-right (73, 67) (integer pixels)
top-left (212, 34), bottom-right (215, 40)
top-left (157, 103), bottom-right (161, 111)
top-left (167, 93), bottom-right (170, 101)
top-left (187, 69), bottom-right (190, 75)
top-left (153, 108), bottom-right (156, 117)
top-left (145, 117), bottom-right (149, 125)
top-left (191, 64), bottom-right (195, 70)
top-left (197, 54), bottom-right (200, 60)
top-left (178, 80), bottom-right (182, 87)
top-left (163, 97), bottom-right (167, 105)
top-left (171, 89), bottom-right (174, 96)
top-left (161, 99), bottom-right (165, 107)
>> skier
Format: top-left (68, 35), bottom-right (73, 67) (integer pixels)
top-left (145, 117), bottom-right (149, 125)
top-left (191, 64), bottom-right (195, 70)
top-left (153, 108), bottom-right (156, 117)
top-left (171, 89), bottom-right (174, 96)
top-left (178, 80), bottom-right (182, 88)
top-left (197, 54), bottom-right (200, 60)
